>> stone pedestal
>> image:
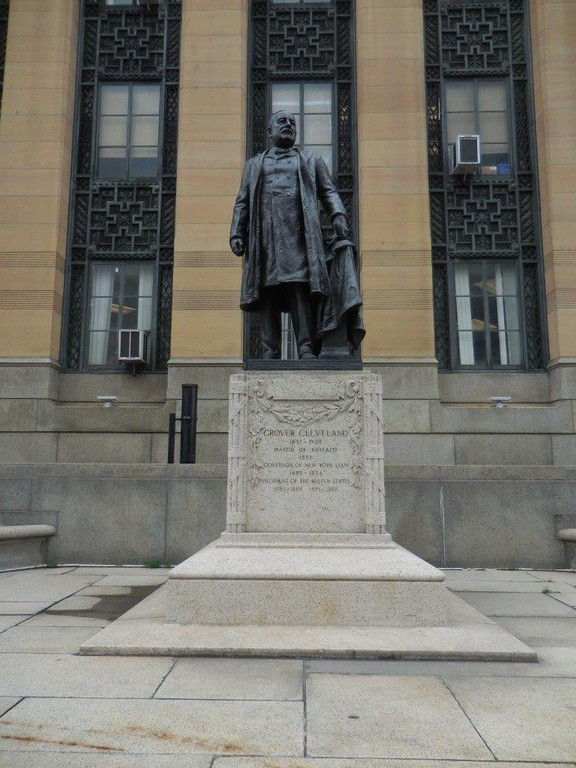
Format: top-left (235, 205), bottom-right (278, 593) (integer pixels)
top-left (81, 371), bottom-right (536, 660)
top-left (167, 372), bottom-right (448, 629)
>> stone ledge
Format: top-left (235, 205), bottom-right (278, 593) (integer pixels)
top-left (0, 463), bottom-right (228, 479)
top-left (0, 524), bottom-right (56, 568)
top-left (0, 524), bottom-right (56, 540)
top-left (556, 528), bottom-right (576, 569)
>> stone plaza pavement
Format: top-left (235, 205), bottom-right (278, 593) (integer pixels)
top-left (0, 565), bottom-right (575, 766)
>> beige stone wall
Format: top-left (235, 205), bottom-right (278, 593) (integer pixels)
top-left (530, 0), bottom-right (576, 364)
top-left (171, 0), bottom-right (247, 361)
top-left (0, 0), bottom-right (78, 361)
top-left (356, 0), bottom-right (435, 362)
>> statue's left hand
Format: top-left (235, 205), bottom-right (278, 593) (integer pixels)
top-left (333, 214), bottom-right (348, 240)
top-left (230, 237), bottom-right (245, 257)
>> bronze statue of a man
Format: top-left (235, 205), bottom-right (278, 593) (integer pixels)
top-left (230, 110), bottom-right (352, 360)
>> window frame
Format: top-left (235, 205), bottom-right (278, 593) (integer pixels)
top-left (95, 81), bottom-right (164, 181)
top-left (269, 80), bottom-right (337, 360)
top-left (85, 261), bottom-right (157, 370)
top-left (449, 259), bottom-right (525, 371)
top-left (269, 80), bottom-right (336, 176)
top-left (443, 77), bottom-right (514, 178)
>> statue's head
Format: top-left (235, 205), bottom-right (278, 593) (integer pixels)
top-left (268, 110), bottom-right (297, 149)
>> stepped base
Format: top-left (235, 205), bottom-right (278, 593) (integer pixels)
top-left (167, 534), bottom-right (447, 627)
top-left (80, 584), bottom-right (536, 661)
top-left (81, 533), bottom-right (536, 661)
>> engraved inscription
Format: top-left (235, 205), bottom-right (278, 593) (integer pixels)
top-left (258, 426), bottom-right (356, 495)
top-left (245, 378), bottom-right (365, 532)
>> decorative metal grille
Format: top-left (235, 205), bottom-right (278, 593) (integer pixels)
top-left (88, 182), bottom-right (160, 255)
top-left (0, 0), bottom-right (8, 112)
top-left (63, 0), bottom-right (181, 370)
top-left (247, 0), bottom-right (355, 360)
top-left (424, 0), bottom-right (545, 370)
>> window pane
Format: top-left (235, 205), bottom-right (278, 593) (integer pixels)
top-left (131, 115), bottom-right (159, 146)
top-left (480, 112), bottom-right (508, 143)
top-left (306, 144), bottom-right (332, 174)
top-left (98, 148), bottom-right (127, 178)
top-left (132, 85), bottom-right (160, 115)
top-left (502, 297), bottom-right (520, 329)
top-left (129, 147), bottom-right (158, 177)
top-left (304, 113), bottom-right (331, 145)
top-left (478, 81), bottom-right (507, 112)
top-left (481, 146), bottom-right (509, 169)
top-left (470, 297), bottom-right (485, 329)
top-left (499, 263), bottom-right (518, 293)
top-left (100, 115), bottom-right (128, 146)
top-left (457, 331), bottom-right (474, 364)
top-left (447, 113), bottom-right (475, 143)
top-left (90, 298), bottom-right (114, 330)
top-left (272, 83), bottom-right (300, 114)
top-left (124, 264), bottom-right (141, 296)
top-left (122, 301), bottom-right (139, 329)
top-left (91, 264), bottom-right (117, 297)
top-left (137, 297), bottom-right (153, 329)
top-left (491, 331), bottom-right (522, 366)
top-left (101, 85), bottom-right (129, 115)
top-left (304, 83), bottom-right (331, 113)
top-left (446, 81), bottom-right (474, 112)
top-left (87, 332), bottom-right (116, 367)
top-left (472, 331), bottom-right (488, 367)
top-left (456, 297), bottom-right (473, 330)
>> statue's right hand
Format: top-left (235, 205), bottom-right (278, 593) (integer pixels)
top-left (230, 237), bottom-right (245, 257)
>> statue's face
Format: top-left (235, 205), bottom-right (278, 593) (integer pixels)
top-left (269, 111), bottom-right (297, 148)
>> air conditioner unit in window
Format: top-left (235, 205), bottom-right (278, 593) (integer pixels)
top-left (449, 135), bottom-right (481, 175)
top-left (118, 329), bottom-right (149, 365)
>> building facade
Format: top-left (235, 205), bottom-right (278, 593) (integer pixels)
top-left (0, 0), bottom-right (575, 568)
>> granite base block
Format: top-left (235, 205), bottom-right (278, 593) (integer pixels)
top-left (80, 585), bottom-right (537, 661)
top-left (162, 514), bottom-right (449, 633)
top-left (166, 534), bottom-right (447, 627)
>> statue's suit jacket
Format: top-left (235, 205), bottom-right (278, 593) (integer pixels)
top-left (230, 148), bottom-right (346, 312)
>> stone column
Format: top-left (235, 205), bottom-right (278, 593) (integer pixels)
top-left (530, 0), bottom-right (576, 398)
top-left (170, 0), bottom-right (247, 363)
top-left (0, 0), bottom-right (78, 379)
top-left (356, 0), bottom-right (436, 363)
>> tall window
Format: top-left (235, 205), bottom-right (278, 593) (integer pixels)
top-left (424, 0), bottom-right (545, 371)
top-left (0, 0), bottom-right (8, 113)
top-left (98, 83), bottom-right (161, 178)
top-left (246, 0), bottom-right (354, 362)
top-left (88, 263), bottom-right (154, 367)
top-left (445, 80), bottom-right (510, 176)
top-left (454, 261), bottom-right (521, 368)
top-left (271, 82), bottom-right (335, 359)
top-left (63, 0), bottom-right (181, 372)
top-left (271, 82), bottom-right (333, 173)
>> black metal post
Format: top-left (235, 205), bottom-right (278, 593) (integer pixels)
top-left (167, 412), bottom-right (176, 464)
top-left (179, 384), bottom-right (198, 464)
